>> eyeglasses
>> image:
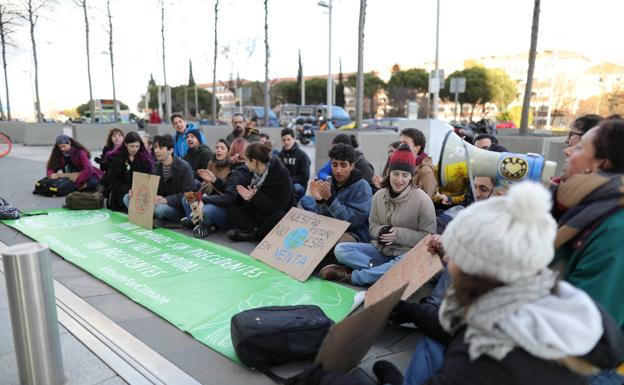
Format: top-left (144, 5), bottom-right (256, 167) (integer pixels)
top-left (565, 130), bottom-right (583, 143)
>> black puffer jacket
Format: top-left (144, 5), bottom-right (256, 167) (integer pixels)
top-left (155, 157), bottom-right (193, 208)
top-left (183, 144), bottom-right (213, 180)
top-left (237, 157), bottom-right (295, 214)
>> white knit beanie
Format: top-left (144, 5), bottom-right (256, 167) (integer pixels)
top-left (442, 182), bottom-right (557, 283)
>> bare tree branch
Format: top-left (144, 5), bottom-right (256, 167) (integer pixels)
top-left (0, 3), bottom-right (20, 120)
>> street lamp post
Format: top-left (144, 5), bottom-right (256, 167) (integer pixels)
top-left (432, 0), bottom-right (440, 119)
top-left (318, 0), bottom-right (333, 120)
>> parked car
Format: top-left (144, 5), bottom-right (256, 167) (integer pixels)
top-left (243, 106), bottom-right (279, 127)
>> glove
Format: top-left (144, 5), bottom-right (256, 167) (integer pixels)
top-left (388, 300), bottom-right (420, 326)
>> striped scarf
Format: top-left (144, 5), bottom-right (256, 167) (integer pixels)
top-left (554, 172), bottom-right (624, 249)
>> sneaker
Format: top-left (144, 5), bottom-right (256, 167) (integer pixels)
top-left (193, 224), bottom-right (215, 238)
top-left (372, 360), bottom-right (404, 385)
top-left (319, 264), bottom-right (352, 283)
top-left (226, 229), bottom-right (259, 242)
top-left (180, 217), bottom-right (195, 229)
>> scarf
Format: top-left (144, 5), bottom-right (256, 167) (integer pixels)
top-left (554, 172), bottom-right (624, 249)
top-left (439, 269), bottom-right (557, 360)
top-left (250, 158), bottom-right (271, 190)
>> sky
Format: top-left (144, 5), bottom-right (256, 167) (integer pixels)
top-left (2, 0), bottom-right (624, 119)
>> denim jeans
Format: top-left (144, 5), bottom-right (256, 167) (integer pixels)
top-left (299, 195), bottom-right (315, 212)
top-left (123, 193), bottom-right (183, 222)
top-left (293, 183), bottom-right (306, 200)
top-left (181, 197), bottom-right (231, 230)
top-left (403, 336), bottom-right (446, 385)
top-left (334, 242), bottom-right (403, 286)
top-left (588, 370), bottom-right (624, 385)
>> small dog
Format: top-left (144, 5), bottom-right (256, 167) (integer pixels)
top-left (183, 191), bottom-right (204, 225)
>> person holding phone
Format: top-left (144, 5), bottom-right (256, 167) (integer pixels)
top-left (321, 144), bottom-right (436, 285)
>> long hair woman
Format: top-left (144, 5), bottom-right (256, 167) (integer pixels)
top-left (46, 135), bottom-right (103, 191)
top-left (97, 127), bottom-right (124, 171)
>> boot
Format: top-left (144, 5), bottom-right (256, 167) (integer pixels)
top-left (226, 229), bottom-right (259, 242)
top-left (319, 264), bottom-right (352, 283)
top-left (372, 360), bottom-right (404, 385)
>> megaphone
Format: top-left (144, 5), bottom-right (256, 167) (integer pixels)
top-left (434, 129), bottom-right (557, 194)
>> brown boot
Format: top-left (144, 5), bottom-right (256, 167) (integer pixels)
top-left (319, 264), bottom-right (352, 283)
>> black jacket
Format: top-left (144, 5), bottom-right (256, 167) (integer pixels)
top-left (105, 153), bottom-right (153, 211)
top-left (203, 163), bottom-right (249, 208)
top-left (354, 149), bottom-right (375, 192)
top-left (183, 144), bottom-right (213, 180)
top-left (237, 157), bottom-right (295, 215)
top-left (97, 145), bottom-right (115, 172)
top-left (155, 157), bottom-right (194, 208)
top-left (279, 143), bottom-right (311, 187)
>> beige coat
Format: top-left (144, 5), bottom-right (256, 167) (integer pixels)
top-left (369, 185), bottom-right (436, 256)
top-left (413, 157), bottom-right (438, 198)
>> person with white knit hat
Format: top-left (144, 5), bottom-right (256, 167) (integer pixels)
top-left (371, 181), bottom-right (624, 385)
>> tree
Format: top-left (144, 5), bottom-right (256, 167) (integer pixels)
top-left (72, 0), bottom-right (94, 124)
top-left (139, 85), bottom-right (218, 118)
top-left (297, 49), bottom-right (303, 104)
top-left (17, 0), bottom-right (54, 122)
top-left (271, 81), bottom-right (298, 106)
top-left (160, 0), bottom-right (169, 122)
top-left (0, 3), bottom-right (18, 121)
top-left (347, 71), bottom-right (385, 118)
top-left (148, 73), bottom-right (156, 87)
top-left (486, 68), bottom-right (516, 113)
top-left (188, 59), bottom-right (195, 87)
top-left (263, 0), bottom-right (270, 126)
top-left (303, 78), bottom-right (328, 105)
top-left (212, 0), bottom-right (218, 122)
top-left (387, 65), bottom-right (428, 116)
top-left (355, 0), bottom-right (366, 128)
top-left (77, 100), bottom-right (128, 116)
top-left (441, 66), bottom-right (491, 121)
top-left (336, 59), bottom-right (345, 107)
top-left (520, 0), bottom-right (540, 135)
top-left (105, 0), bottom-right (118, 122)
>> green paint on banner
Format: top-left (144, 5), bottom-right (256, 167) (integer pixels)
top-left (2, 209), bottom-right (358, 362)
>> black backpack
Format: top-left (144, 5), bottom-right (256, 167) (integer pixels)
top-left (231, 305), bottom-right (333, 381)
top-left (33, 177), bottom-right (76, 197)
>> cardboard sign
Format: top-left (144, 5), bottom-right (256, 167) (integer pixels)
top-left (365, 236), bottom-right (443, 308)
top-left (250, 207), bottom-right (350, 282)
top-left (128, 172), bottom-right (160, 229)
top-left (314, 284), bottom-right (407, 372)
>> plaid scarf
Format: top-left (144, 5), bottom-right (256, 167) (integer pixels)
top-left (554, 172), bottom-right (624, 249)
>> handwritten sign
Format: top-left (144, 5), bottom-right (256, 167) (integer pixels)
top-left (128, 172), bottom-right (160, 230)
top-left (365, 236), bottom-right (443, 307)
top-left (315, 284), bottom-right (407, 372)
top-left (250, 207), bottom-right (350, 282)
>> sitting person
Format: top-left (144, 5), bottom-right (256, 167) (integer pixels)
top-left (96, 127), bottom-right (124, 171)
top-left (279, 128), bottom-right (311, 200)
top-left (182, 128), bottom-right (213, 186)
top-left (473, 133), bottom-right (499, 150)
top-left (124, 134), bottom-right (193, 223)
top-left (258, 132), bottom-right (280, 156)
top-left (104, 131), bottom-right (154, 212)
top-left (47, 135), bottom-right (103, 191)
top-left (553, 118), bottom-right (624, 336)
top-left (171, 113), bottom-right (205, 158)
top-left (317, 134), bottom-right (375, 190)
top-left (183, 138), bottom-right (250, 238)
top-left (321, 144), bottom-right (435, 285)
top-left (227, 142), bottom-right (295, 242)
top-left (310, 143), bottom-right (373, 244)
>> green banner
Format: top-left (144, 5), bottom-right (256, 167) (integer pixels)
top-left (2, 209), bottom-right (358, 362)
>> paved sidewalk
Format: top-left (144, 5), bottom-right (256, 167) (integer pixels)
top-left (0, 144), bottom-right (423, 384)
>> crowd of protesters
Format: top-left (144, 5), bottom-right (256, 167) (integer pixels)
top-left (44, 111), bottom-right (624, 384)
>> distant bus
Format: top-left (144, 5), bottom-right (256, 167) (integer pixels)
top-left (84, 99), bottom-right (130, 123)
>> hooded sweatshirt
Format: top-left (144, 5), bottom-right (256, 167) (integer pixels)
top-left (173, 123), bottom-right (206, 158)
top-left (279, 142), bottom-right (311, 187)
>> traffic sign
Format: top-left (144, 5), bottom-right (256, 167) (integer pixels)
top-left (450, 77), bottom-right (466, 93)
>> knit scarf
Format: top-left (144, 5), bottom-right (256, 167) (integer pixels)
top-left (439, 269), bottom-right (558, 361)
top-left (250, 158), bottom-right (271, 189)
top-left (554, 172), bottom-right (624, 249)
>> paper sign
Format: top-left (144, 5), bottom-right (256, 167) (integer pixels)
top-left (314, 284), bottom-right (407, 372)
top-left (250, 207), bottom-right (350, 282)
top-left (365, 237), bottom-right (443, 308)
top-left (128, 172), bottom-right (160, 229)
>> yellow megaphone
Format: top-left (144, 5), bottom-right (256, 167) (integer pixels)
top-left (433, 129), bottom-right (557, 194)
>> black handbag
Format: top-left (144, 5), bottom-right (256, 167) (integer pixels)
top-left (33, 176), bottom-right (76, 197)
top-left (231, 305), bottom-right (333, 381)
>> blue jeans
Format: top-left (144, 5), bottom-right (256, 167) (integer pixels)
top-left (181, 197), bottom-right (231, 230)
top-left (293, 183), bottom-right (306, 200)
top-left (123, 193), bottom-right (183, 222)
top-left (334, 242), bottom-right (403, 286)
top-left (299, 195), bottom-right (316, 212)
top-left (403, 337), bottom-right (446, 385)
top-left (589, 370), bottom-right (624, 385)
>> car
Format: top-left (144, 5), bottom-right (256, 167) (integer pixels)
top-left (243, 106), bottom-right (279, 127)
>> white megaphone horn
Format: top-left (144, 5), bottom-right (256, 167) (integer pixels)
top-left (427, 126), bottom-right (557, 193)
